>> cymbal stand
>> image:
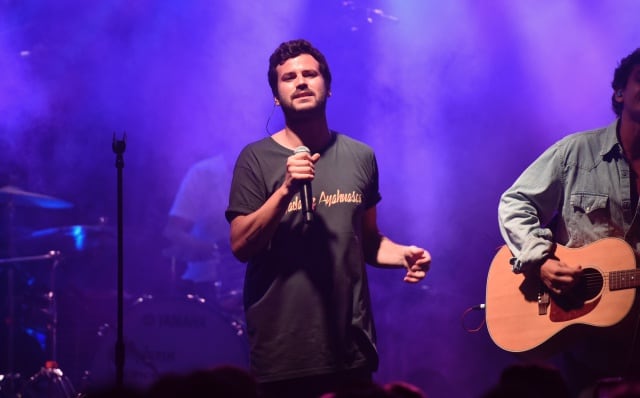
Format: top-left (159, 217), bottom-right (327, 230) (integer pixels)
top-left (1, 200), bottom-right (18, 380)
top-left (23, 361), bottom-right (79, 398)
top-left (48, 252), bottom-right (61, 365)
top-left (0, 265), bottom-right (20, 397)
top-left (3, 264), bottom-right (16, 379)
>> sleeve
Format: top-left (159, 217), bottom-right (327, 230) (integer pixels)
top-left (169, 165), bottom-right (204, 222)
top-left (365, 151), bottom-right (382, 209)
top-left (497, 142), bottom-right (565, 273)
top-left (225, 145), bottom-right (267, 223)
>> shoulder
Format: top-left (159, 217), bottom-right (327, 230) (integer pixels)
top-left (557, 127), bottom-right (607, 146)
top-left (235, 137), bottom-right (284, 160)
top-left (332, 132), bottom-right (375, 156)
top-left (240, 136), bottom-right (275, 152)
top-left (190, 154), bottom-right (228, 173)
top-left (554, 120), bottom-right (616, 149)
top-left (549, 120), bottom-right (618, 166)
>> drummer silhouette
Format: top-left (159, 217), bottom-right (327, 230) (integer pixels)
top-left (163, 154), bottom-right (242, 307)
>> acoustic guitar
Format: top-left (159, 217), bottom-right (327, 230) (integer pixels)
top-left (485, 237), bottom-right (637, 353)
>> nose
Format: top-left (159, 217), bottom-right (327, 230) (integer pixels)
top-left (294, 76), bottom-right (308, 89)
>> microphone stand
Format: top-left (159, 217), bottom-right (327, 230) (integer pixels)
top-left (112, 133), bottom-right (126, 389)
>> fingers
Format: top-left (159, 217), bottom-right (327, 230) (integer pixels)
top-left (552, 265), bottom-right (582, 289)
top-left (403, 270), bottom-right (426, 283)
top-left (403, 261), bottom-right (429, 283)
top-left (288, 151), bottom-right (320, 180)
top-left (292, 150), bottom-right (320, 164)
top-left (554, 265), bottom-right (582, 278)
top-left (541, 259), bottom-right (583, 295)
top-left (548, 274), bottom-right (573, 289)
top-left (548, 270), bottom-right (582, 295)
top-left (406, 248), bottom-right (431, 271)
top-left (287, 158), bottom-right (315, 183)
top-left (401, 245), bottom-right (431, 283)
top-left (406, 245), bottom-right (431, 263)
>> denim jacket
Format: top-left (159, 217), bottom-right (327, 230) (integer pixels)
top-left (498, 119), bottom-right (639, 273)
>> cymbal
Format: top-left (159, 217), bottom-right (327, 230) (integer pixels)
top-left (0, 185), bottom-right (73, 209)
top-left (27, 224), bottom-right (115, 252)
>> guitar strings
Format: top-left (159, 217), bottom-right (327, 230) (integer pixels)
top-left (557, 270), bottom-right (638, 290)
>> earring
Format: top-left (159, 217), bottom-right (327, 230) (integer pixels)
top-left (617, 90), bottom-right (623, 97)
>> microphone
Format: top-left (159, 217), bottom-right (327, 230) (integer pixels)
top-left (294, 146), bottom-right (314, 223)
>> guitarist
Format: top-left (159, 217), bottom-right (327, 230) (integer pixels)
top-left (497, 47), bottom-right (640, 396)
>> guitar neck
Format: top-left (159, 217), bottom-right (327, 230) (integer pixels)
top-left (610, 268), bottom-right (640, 290)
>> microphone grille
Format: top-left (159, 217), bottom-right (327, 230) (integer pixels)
top-left (294, 146), bottom-right (310, 154)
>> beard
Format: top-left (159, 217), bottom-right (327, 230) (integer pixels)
top-left (282, 97), bottom-right (327, 120)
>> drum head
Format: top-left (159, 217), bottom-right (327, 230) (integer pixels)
top-left (88, 295), bottom-right (249, 390)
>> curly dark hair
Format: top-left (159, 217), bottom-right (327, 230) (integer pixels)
top-left (267, 39), bottom-right (332, 97)
top-left (611, 48), bottom-right (640, 117)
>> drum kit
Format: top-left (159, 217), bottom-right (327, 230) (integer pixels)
top-left (0, 185), bottom-right (81, 397)
top-left (85, 254), bottom-right (249, 391)
top-left (0, 185), bottom-right (249, 396)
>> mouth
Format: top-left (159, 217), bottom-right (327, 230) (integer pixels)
top-left (292, 91), bottom-right (314, 100)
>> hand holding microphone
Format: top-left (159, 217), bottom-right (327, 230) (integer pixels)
top-left (292, 146), bottom-right (319, 223)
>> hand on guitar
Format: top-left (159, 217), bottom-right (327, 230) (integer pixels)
top-left (540, 258), bottom-right (583, 295)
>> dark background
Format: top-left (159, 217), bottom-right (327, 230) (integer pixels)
top-left (1, 1), bottom-right (639, 397)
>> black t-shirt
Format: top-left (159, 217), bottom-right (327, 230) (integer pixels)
top-left (226, 132), bottom-right (382, 382)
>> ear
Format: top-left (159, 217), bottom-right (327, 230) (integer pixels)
top-left (274, 97), bottom-right (280, 106)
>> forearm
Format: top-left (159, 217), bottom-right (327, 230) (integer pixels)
top-left (230, 185), bottom-right (294, 262)
top-left (165, 230), bottom-right (219, 261)
top-left (367, 236), bottom-right (407, 268)
top-left (163, 215), bottom-right (219, 261)
top-left (361, 207), bottom-right (429, 282)
top-left (498, 188), bottom-right (555, 273)
top-left (366, 235), bottom-right (430, 284)
top-left (498, 144), bottom-right (564, 273)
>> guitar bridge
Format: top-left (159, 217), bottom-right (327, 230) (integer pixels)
top-left (538, 291), bottom-right (550, 315)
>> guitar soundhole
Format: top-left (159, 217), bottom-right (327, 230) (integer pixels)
top-left (575, 267), bottom-right (603, 300)
top-left (552, 267), bottom-right (603, 311)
